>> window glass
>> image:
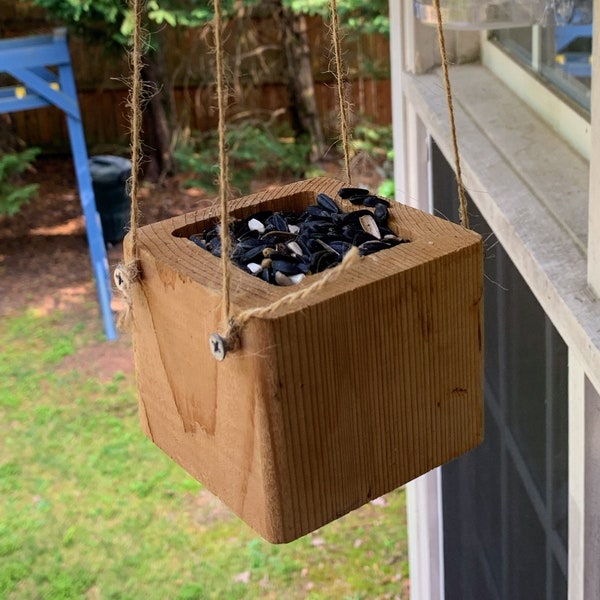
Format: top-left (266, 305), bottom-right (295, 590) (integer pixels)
top-left (432, 140), bottom-right (569, 600)
top-left (492, 2), bottom-right (592, 112)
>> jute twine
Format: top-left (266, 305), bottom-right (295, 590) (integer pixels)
top-left (116, 0), bottom-right (470, 353)
top-left (432, 0), bottom-right (470, 229)
top-left (114, 0), bottom-right (145, 331)
top-left (329, 0), bottom-right (352, 184)
top-left (213, 0), bottom-right (233, 334)
top-left (213, 0), bottom-right (358, 356)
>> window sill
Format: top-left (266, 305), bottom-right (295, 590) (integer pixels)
top-left (401, 64), bottom-right (600, 390)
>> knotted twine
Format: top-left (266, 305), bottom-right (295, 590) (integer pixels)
top-left (212, 0), bottom-right (470, 337)
top-left (116, 0), bottom-right (360, 350)
top-left (213, 0), bottom-right (359, 357)
top-left (113, 0), bottom-right (145, 330)
top-left (116, 0), bottom-right (470, 353)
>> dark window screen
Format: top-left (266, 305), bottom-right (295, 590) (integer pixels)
top-left (431, 141), bottom-right (569, 600)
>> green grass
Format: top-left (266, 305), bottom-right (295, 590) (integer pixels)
top-left (0, 309), bottom-right (409, 599)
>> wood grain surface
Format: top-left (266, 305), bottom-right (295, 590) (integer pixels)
top-left (125, 176), bottom-right (484, 543)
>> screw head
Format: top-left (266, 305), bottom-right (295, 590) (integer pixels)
top-left (209, 333), bottom-right (227, 361)
top-left (113, 265), bottom-right (126, 290)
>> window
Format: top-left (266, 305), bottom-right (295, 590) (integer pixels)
top-left (431, 141), bottom-right (569, 600)
top-left (492, 2), bottom-right (593, 113)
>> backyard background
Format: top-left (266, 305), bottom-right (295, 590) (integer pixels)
top-left (1, 1), bottom-right (409, 598)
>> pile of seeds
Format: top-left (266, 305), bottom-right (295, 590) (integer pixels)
top-left (189, 187), bottom-right (409, 286)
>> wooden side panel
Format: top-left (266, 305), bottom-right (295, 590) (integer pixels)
top-left (268, 229), bottom-right (482, 541)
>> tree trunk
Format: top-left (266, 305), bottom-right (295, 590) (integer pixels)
top-left (140, 36), bottom-right (175, 181)
top-left (276, 3), bottom-right (327, 162)
top-left (0, 114), bottom-right (20, 153)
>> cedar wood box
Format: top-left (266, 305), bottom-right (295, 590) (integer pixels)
top-left (124, 177), bottom-right (483, 543)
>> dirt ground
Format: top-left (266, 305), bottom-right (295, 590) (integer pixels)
top-left (0, 156), bottom-right (218, 378)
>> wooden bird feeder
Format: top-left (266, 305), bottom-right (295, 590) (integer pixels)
top-left (124, 176), bottom-right (483, 543)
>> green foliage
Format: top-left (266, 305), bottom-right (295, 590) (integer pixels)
top-left (31, 0), bottom-right (130, 48)
top-left (351, 120), bottom-right (393, 161)
top-left (378, 177), bottom-right (395, 199)
top-left (31, 0), bottom-right (221, 50)
top-left (30, 0), bottom-right (264, 51)
top-left (349, 120), bottom-right (395, 198)
top-left (284, 0), bottom-right (390, 35)
top-left (0, 148), bottom-right (40, 217)
top-left (175, 122), bottom-right (311, 194)
top-left (32, 0), bottom-right (389, 51)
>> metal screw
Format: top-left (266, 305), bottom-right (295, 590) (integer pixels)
top-left (209, 333), bottom-right (227, 361)
top-left (113, 265), bottom-right (126, 290)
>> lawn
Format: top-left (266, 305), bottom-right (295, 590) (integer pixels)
top-left (0, 307), bottom-right (409, 600)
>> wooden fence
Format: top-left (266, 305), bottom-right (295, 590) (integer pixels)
top-left (1, 0), bottom-right (392, 150)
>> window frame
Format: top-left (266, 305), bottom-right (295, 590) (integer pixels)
top-left (390, 1), bottom-right (600, 598)
top-left (481, 34), bottom-right (591, 159)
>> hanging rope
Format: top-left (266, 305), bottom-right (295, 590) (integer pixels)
top-left (119, 0), bottom-right (470, 346)
top-left (115, 0), bottom-right (357, 346)
top-left (113, 0), bottom-right (145, 330)
top-left (128, 0), bottom-right (145, 258)
top-left (329, 0), bottom-right (352, 184)
top-left (432, 0), bottom-right (470, 229)
top-left (213, 0), bottom-right (233, 333)
top-left (210, 0), bottom-right (359, 358)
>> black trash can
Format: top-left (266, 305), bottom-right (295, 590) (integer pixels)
top-left (89, 155), bottom-right (132, 245)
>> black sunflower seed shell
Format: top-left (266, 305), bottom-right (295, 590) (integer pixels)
top-left (338, 209), bottom-right (374, 224)
top-left (234, 237), bottom-right (266, 250)
top-left (361, 195), bottom-right (391, 208)
top-left (262, 230), bottom-right (297, 242)
top-left (358, 240), bottom-right (392, 256)
top-left (373, 203), bottom-right (389, 226)
top-left (338, 186), bottom-right (369, 199)
top-left (329, 240), bottom-right (352, 255)
top-left (234, 244), bottom-right (267, 263)
top-left (205, 226), bottom-right (221, 242)
top-left (310, 250), bottom-right (341, 273)
top-left (353, 230), bottom-right (379, 246)
top-left (316, 193), bottom-right (341, 213)
top-left (189, 234), bottom-right (206, 249)
top-left (303, 205), bottom-right (331, 219)
top-left (271, 258), bottom-right (310, 275)
top-left (266, 212), bottom-right (288, 231)
top-left (258, 267), bottom-right (272, 283)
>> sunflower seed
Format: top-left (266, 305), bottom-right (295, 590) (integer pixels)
top-left (362, 195), bottom-right (390, 208)
top-left (358, 240), bottom-right (390, 256)
top-left (359, 214), bottom-right (381, 239)
top-left (267, 212), bottom-right (288, 231)
top-left (248, 218), bottom-right (265, 233)
top-left (189, 185), bottom-right (409, 285)
top-left (247, 262), bottom-right (262, 274)
top-left (275, 271), bottom-right (294, 286)
top-left (287, 241), bottom-right (304, 256)
top-left (338, 187), bottom-right (369, 199)
top-left (317, 193), bottom-right (341, 213)
top-left (373, 203), bottom-right (389, 226)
